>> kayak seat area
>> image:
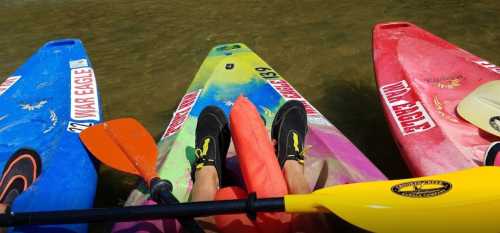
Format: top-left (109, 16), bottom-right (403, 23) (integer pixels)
top-left (213, 96), bottom-right (291, 233)
top-left (214, 187), bottom-right (259, 233)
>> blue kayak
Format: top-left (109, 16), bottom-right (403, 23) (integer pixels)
top-left (0, 39), bottom-right (102, 232)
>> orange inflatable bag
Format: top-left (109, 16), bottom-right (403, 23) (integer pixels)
top-left (214, 96), bottom-right (291, 233)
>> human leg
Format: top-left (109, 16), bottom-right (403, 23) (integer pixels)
top-left (189, 106), bottom-right (230, 232)
top-left (272, 100), bottom-right (330, 232)
top-left (271, 100), bottom-right (311, 193)
top-left (283, 160), bottom-right (310, 194)
top-left (191, 166), bottom-right (219, 202)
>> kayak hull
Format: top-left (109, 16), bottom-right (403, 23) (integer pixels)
top-left (0, 39), bottom-right (102, 232)
top-left (373, 22), bottom-right (500, 176)
top-left (114, 43), bottom-right (386, 232)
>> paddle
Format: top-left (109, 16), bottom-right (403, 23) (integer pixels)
top-left (0, 166), bottom-right (499, 232)
top-left (79, 118), bottom-right (204, 233)
top-left (457, 80), bottom-right (500, 137)
top-left (457, 80), bottom-right (500, 166)
top-left (77, 118), bottom-right (500, 232)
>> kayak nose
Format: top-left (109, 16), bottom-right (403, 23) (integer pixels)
top-left (376, 22), bottom-right (412, 30)
top-left (43, 39), bottom-right (81, 48)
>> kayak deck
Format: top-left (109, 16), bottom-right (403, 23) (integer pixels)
top-left (0, 39), bottom-right (102, 232)
top-left (114, 43), bottom-right (386, 232)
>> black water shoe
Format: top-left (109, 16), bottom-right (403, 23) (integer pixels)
top-left (192, 106), bottom-right (230, 185)
top-left (271, 100), bottom-right (308, 168)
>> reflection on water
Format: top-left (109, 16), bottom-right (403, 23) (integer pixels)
top-left (0, 0), bottom-right (498, 232)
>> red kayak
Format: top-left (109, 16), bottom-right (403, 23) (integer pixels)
top-left (373, 22), bottom-right (500, 176)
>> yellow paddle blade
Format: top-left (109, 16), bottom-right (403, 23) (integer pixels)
top-left (458, 80), bottom-right (500, 137)
top-left (80, 118), bottom-right (158, 184)
top-left (285, 166), bottom-right (500, 233)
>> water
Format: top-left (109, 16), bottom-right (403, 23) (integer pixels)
top-left (0, 0), bottom-right (498, 232)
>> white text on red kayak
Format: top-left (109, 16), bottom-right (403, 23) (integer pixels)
top-left (474, 60), bottom-right (500, 74)
top-left (380, 80), bottom-right (435, 135)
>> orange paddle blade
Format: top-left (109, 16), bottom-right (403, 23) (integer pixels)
top-left (80, 118), bottom-right (158, 183)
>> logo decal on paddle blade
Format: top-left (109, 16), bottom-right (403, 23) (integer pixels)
top-left (391, 180), bottom-right (451, 198)
top-left (0, 149), bottom-right (42, 204)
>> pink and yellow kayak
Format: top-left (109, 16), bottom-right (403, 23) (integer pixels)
top-left (113, 43), bottom-right (386, 232)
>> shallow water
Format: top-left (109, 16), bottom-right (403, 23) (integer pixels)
top-left (0, 0), bottom-right (499, 232)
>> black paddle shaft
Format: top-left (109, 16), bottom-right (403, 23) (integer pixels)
top-left (0, 197), bottom-right (285, 227)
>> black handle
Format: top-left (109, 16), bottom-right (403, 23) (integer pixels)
top-left (150, 178), bottom-right (205, 233)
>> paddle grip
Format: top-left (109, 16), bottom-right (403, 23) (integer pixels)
top-left (150, 178), bottom-right (205, 233)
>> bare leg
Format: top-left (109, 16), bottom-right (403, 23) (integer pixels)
top-left (190, 166), bottom-right (219, 233)
top-left (191, 166), bottom-right (219, 201)
top-left (189, 105), bottom-right (230, 232)
top-left (283, 160), bottom-right (310, 194)
top-left (284, 160), bottom-right (330, 233)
